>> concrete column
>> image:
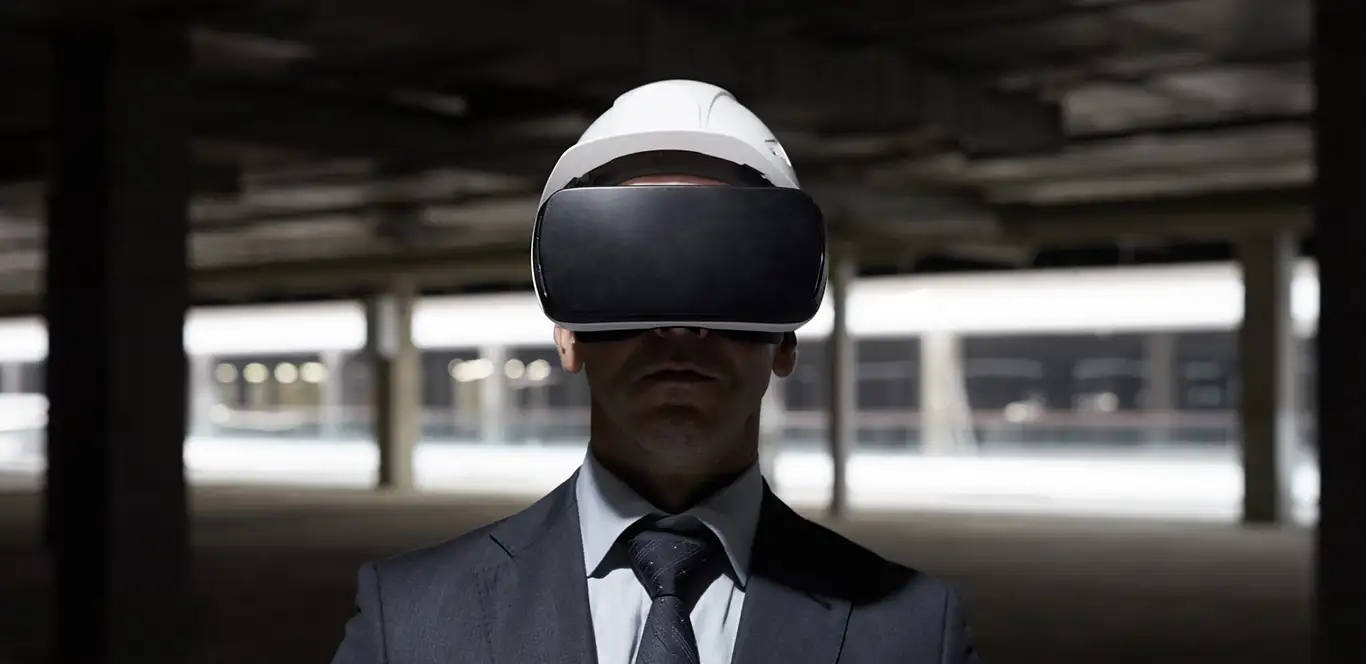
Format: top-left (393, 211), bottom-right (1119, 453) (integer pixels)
top-left (479, 345), bottom-right (510, 444)
top-left (1144, 333), bottom-right (1178, 443)
top-left (1237, 231), bottom-right (1298, 525)
top-left (320, 350), bottom-right (345, 438)
top-left (826, 241), bottom-right (856, 518)
top-left (1313, 0), bottom-right (1366, 658)
top-left (758, 377), bottom-right (786, 488)
top-left (366, 282), bottom-right (419, 491)
top-left (189, 353), bottom-right (215, 438)
top-left (524, 370), bottom-right (549, 443)
top-left (920, 330), bottom-right (975, 454)
top-left (0, 362), bottom-right (20, 393)
top-left (43, 24), bottom-right (191, 664)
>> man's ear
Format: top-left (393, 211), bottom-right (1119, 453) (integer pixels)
top-left (554, 326), bottom-right (582, 374)
top-left (771, 331), bottom-right (798, 379)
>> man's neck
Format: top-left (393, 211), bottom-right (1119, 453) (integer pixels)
top-left (587, 443), bottom-right (756, 514)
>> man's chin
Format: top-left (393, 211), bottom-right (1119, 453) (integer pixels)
top-left (632, 413), bottom-right (713, 454)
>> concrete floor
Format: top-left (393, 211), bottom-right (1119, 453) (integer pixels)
top-left (0, 485), bottom-right (1312, 664)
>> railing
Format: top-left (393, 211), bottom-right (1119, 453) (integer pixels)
top-left (180, 404), bottom-right (1319, 454)
top-left (0, 398), bottom-right (1312, 456)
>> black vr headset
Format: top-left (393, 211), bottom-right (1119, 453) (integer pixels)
top-left (531, 156), bottom-right (828, 344)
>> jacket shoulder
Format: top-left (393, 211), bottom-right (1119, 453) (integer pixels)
top-left (331, 514), bottom-right (514, 664)
top-left (775, 509), bottom-right (979, 661)
top-left (368, 516), bottom-right (505, 588)
top-left (776, 504), bottom-right (958, 605)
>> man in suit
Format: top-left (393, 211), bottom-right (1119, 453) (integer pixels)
top-left (331, 79), bottom-right (981, 664)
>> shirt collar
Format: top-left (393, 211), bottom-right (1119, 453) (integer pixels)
top-left (575, 449), bottom-right (763, 587)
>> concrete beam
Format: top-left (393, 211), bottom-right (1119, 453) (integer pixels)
top-left (869, 125), bottom-right (1312, 201)
top-left (0, 52), bottom-right (577, 174)
top-left (188, 79), bottom-right (568, 164)
top-left (288, 0), bottom-right (1064, 156)
top-left (187, 181), bottom-right (999, 245)
top-left (809, 183), bottom-right (999, 240)
top-left (0, 131), bottom-right (247, 192)
top-left (0, 187), bottom-right (1316, 316)
top-left (996, 188), bottom-right (1311, 245)
top-left (0, 229), bottom-right (922, 316)
top-left (0, 243), bottom-right (538, 317)
top-left (986, 163), bottom-right (1312, 205)
top-left (191, 243), bottom-right (534, 296)
top-left (1, 174), bottom-right (1001, 259)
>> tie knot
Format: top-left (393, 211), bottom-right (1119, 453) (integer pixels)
top-left (626, 522), bottom-right (721, 600)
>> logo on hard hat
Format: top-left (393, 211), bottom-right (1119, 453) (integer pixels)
top-left (764, 139), bottom-right (792, 169)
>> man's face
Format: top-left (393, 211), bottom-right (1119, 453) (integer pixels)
top-left (553, 174), bottom-right (798, 467)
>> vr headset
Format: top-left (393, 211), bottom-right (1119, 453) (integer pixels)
top-left (531, 184), bottom-right (828, 344)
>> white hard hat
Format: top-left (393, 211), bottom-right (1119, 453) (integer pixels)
top-left (539, 79), bottom-right (799, 206)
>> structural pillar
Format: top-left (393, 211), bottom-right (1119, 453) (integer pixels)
top-left (189, 353), bottom-right (215, 438)
top-left (826, 241), bottom-right (856, 518)
top-left (758, 378), bottom-right (786, 489)
top-left (43, 23), bottom-right (191, 664)
top-left (1313, 0), bottom-right (1366, 658)
top-left (320, 350), bottom-right (346, 438)
top-left (1144, 333), bottom-right (1178, 443)
top-left (366, 282), bottom-right (420, 491)
top-left (0, 362), bottom-right (19, 393)
top-left (479, 344), bottom-right (509, 444)
top-left (920, 330), bottom-right (975, 454)
top-left (1237, 231), bottom-right (1298, 525)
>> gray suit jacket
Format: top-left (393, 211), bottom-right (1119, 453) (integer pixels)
top-left (331, 474), bottom-right (982, 663)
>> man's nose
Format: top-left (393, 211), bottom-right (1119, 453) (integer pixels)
top-left (653, 327), bottom-right (709, 339)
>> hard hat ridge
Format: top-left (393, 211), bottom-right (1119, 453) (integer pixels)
top-left (539, 78), bottom-right (800, 206)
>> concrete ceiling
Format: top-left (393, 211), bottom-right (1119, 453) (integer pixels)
top-left (0, 0), bottom-right (1314, 309)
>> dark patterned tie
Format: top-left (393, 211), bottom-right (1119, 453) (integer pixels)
top-left (626, 521), bottom-right (722, 664)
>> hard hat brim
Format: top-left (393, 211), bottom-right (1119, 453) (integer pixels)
top-left (539, 129), bottom-right (799, 206)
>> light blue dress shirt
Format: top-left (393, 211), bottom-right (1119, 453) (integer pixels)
top-left (575, 451), bottom-right (764, 664)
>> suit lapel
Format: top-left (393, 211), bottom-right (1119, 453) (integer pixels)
top-left (476, 473), bottom-right (597, 664)
top-left (732, 487), bottom-right (852, 664)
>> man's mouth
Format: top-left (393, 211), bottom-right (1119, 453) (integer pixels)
top-left (640, 365), bottom-right (718, 382)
